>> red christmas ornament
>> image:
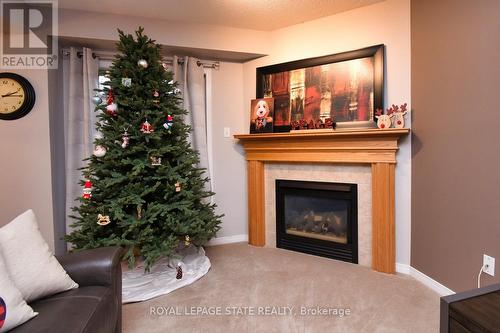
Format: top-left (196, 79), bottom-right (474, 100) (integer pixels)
top-left (107, 89), bottom-right (114, 104)
top-left (163, 114), bottom-right (174, 130)
top-left (140, 120), bottom-right (154, 134)
top-left (82, 180), bottom-right (92, 199)
top-left (105, 89), bottom-right (118, 116)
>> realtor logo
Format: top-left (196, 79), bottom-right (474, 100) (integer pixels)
top-left (0, 0), bottom-right (58, 69)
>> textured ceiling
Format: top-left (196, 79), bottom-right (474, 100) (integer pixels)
top-left (58, 0), bottom-right (385, 31)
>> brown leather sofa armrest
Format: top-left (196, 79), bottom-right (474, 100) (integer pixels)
top-left (57, 246), bottom-right (123, 288)
top-left (57, 246), bottom-right (123, 333)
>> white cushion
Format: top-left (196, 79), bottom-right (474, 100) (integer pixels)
top-left (0, 253), bottom-right (37, 332)
top-left (0, 210), bottom-right (78, 303)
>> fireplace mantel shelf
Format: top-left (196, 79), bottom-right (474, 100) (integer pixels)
top-left (234, 128), bottom-right (410, 164)
top-left (235, 128), bottom-right (410, 274)
top-left (234, 128), bottom-right (409, 140)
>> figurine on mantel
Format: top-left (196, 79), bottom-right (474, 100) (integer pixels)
top-left (389, 103), bottom-right (408, 128)
top-left (375, 109), bottom-right (393, 129)
top-left (375, 103), bottom-right (408, 129)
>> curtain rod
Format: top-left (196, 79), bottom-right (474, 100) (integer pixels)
top-left (60, 49), bottom-right (220, 69)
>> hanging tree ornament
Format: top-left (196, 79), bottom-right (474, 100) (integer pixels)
top-left (152, 90), bottom-right (160, 105)
top-left (161, 62), bottom-right (168, 70)
top-left (97, 214), bottom-right (111, 226)
top-left (140, 120), bottom-right (154, 134)
top-left (121, 77), bottom-right (132, 87)
top-left (175, 182), bottom-right (182, 192)
top-left (150, 156), bottom-right (162, 166)
top-left (184, 235), bottom-right (191, 246)
top-left (82, 180), bottom-right (92, 199)
top-left (176, 263), bottom-right (183, 280)
top-left (121, 128), bottom-right (130, 148)
top-left (137, 59), bottom-right (148, 68)
top-left (93, 145), bottom-right (107, 157)
top-left (91, 94), bottom-right (102, 105)
top-left (105, 89), bottom-right (118, 116)
top-left (163, 114), bottom-right (174, 131)
top-left (137, 206), bottom-right (142, 220)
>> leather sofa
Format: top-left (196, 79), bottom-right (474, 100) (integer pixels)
top-left (11, 247), bottom-right (122, 333)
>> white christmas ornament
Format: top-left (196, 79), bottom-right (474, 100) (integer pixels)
top-left (106, 103), bottom-right (118, 113)
top-left (137, 59), bottom-right (148, 68)
top-left (121, 131), bottom-right (130, 148)
top-left (93, 145), bottom-right (107, 157)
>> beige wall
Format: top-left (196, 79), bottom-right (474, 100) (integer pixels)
top-left (411, 0), bottom-right (500, 291)
top-left (242, 0), bottom-right (412, 264)
top-left (210, 62), bottom-right (248, 237)
top-left (0, 69), bottom-right (55, 250)
top-left (58, 9), bottom-right (268, 56)
top-left (0, 1), bottom-right (412, 253)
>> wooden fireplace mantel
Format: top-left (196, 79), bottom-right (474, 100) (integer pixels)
top-left (234, 128), bottom-right (410, 274)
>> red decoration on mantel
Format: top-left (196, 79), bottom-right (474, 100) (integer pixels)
top-left (291, 117), bottom-right (335, 131)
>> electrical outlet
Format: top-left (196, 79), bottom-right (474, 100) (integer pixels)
top-left (483, 254), bottom-right (495, 276)
top-left (223, 127), bottom-right (230, 138)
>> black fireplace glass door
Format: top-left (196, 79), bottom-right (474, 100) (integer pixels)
top-left (284, 194), bottom-right (349, 244)
top-left (276, 179), bottom-right (358, 263)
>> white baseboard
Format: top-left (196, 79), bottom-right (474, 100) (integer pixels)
top-left (207, 234), bottom-right (248, 246)
top-left (392, 263), bottom-right (454, 296)
top-left (409, 266), bottom-right (455, 296)
top-left (396, 262), bottom-right (411, 275)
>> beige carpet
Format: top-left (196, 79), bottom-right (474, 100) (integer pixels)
top-left (123, 243), bottom-right (440, 333)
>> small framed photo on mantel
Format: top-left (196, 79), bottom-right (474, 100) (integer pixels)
top-left (250, 98), bottom-right (274, 134)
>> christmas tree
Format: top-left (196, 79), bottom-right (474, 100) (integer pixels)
top-left (66, 27), bottom-right (222, 269)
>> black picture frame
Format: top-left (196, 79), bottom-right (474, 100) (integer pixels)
top-left (256, 44), bottom-right (385, 132)
top-left (0, 72), bottom-right (36, 121)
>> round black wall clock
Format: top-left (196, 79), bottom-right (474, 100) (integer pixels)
top-left (0, 73), bottom-right (36, 120)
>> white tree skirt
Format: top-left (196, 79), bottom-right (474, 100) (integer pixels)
top-left (122, 246), bottom-right (211, 304)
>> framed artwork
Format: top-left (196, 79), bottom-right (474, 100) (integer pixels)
top-left (256, 44), bottom-right (385, 132)
top-left (249, 97), bottom-right (274, 134)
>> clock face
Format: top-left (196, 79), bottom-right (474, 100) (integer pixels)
top-left (0, 73), bottom-right (35, 120)
top-left (0, 78), bottom-right (26, 114)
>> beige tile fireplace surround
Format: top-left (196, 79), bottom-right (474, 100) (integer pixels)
top-left (235, 128), bottom-right (409, 274)
top-left (265, 163), bottom-right (372, 267)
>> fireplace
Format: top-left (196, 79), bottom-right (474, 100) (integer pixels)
top-left (276, 179), bottom-right (358, 263)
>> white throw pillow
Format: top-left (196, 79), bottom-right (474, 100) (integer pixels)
top-left (0, 210), bottom-right (78, 303)
top-left (0, 253), bottom-right (37, 332)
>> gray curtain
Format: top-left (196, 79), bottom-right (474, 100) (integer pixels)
top-left (62, 47), bottom-right (99, 235)
top-left (170, 56), bottom-right (211, 191)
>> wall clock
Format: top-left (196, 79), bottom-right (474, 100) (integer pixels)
top-left (0, 73), bottom-right (36, 120)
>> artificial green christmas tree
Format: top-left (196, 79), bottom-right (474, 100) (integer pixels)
top-left (66, 27), bottom-right (221, 269)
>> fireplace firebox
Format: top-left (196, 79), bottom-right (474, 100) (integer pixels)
top-left (276, 179), bottom-right (358, 263)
